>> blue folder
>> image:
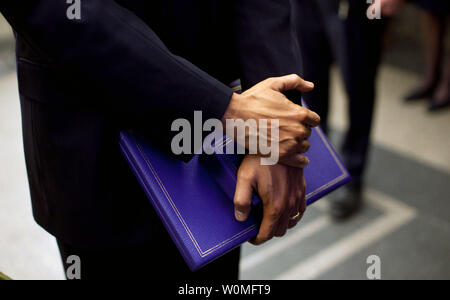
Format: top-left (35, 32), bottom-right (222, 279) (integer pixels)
top-left (119, 113), bottom-right (350, 271)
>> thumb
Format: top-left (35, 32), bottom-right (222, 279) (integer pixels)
top-left (234, 175), bottom-right (254, 222)
top-left (270, 74), bottom-right (314, 93)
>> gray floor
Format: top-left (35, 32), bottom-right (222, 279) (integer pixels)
top-left (240, 137), bottom-right (450, 280)
top-left (0, 13), bottom-right (449, 280)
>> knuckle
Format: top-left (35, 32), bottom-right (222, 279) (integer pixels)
top-left (302, 141), bottom-right (311, 152)
top-left (285, 139), bottom-right (297, 152)
top-left (306, 130), bottom-right (312, 139)
top-left (261, 233), bottom-right (273, 243)
top-left (247, 93), bottom-right (258, 101)
top-left (259, 234), bottom-right (269, 242)
top-left (295, 108), bottom-right (308, 121)
top-left (275, 201), bottom-right (287, 213)
top-left (292, 74), bottom-right (301, 81)
top-left (270, 208), bottom-right (283, 219)
top-left (234, 198), bottom-right (247, 208)
top-left (275, 227), bottom-right (288, 237)
top-left (301, 156), bottom-right (310, 167)
top-left (265, 77), bottom-right (276, 85)
top-left (297, 127), bottom-right (307, 139)
top-left (300, 154), bottom-right (308, 162)
top-left (237, 169), bottom-right (254, 182)
top-left (255, 235), bottom-right (267, 245)
top-left (289, 74), bottom-right (301, 84)
top-left (279, 148), bottom-right (289, 158)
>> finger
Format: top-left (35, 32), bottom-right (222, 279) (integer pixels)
top-left (299, 109), bottom-right (321, 128)
top-left (274, 219), bottom-right (289, 237)
top-left (294, 126), bottom-right (312, 142)
top-left (289, 172), bottom-right (306, 228)
top-left (280, 155), bottom-right (310, 169)
top-left (281, 138), bottom-right (311, 156)
top-left (273, 187), bottom-right (295, 237)
top-left (250, 204), bottom-right (280, 245)
top-left (288, 174), bottom-right (302, 230)
top-left (288, 193), bottom-right (301, 229)
top-left (277, 136), bottom-right (309, 155)
top-left (234, 174), bottom-right (254, 222)
top-left (288, 193), bottom-right (305, 229)
top-left (298, 140), bottom-right (311, 154)
top-left (289, 177), bottom-right (307, 228)
top-left (301, 175), bottom-right (307, 210)
top-left (274, 209), bottom-right (291, 237)
top-left (288, 211), bottom-right (304, 229)
top-left (288, 217), bottom-right (299, 229)
top-left (269, 74), bottom-right (314, 93)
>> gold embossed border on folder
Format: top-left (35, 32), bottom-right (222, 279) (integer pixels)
top-left (306, 127), bottom-right (349, 199)
top-left (134, 138), bottom-right (257, 258)
top-left (132, 126), bottom-right (348, 258)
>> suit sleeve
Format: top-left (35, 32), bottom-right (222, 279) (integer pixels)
top-left (232, 0), bottom-right (304, 96)
top-left (0, 0), bottom-right (233, 128)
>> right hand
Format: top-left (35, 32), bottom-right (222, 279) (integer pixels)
top-left (221, 74), bottom-right (320, 168)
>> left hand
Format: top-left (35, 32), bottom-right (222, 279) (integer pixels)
top-left (233, 155), bottom-right (307, 245)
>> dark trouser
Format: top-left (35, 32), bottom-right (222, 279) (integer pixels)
top-left (57, 239), bottom-right (240, 280)
top-left (294, 0), bottom-right (385, 184)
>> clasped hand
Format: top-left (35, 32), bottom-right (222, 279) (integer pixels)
top-left (222, 74), bottom-right (320, 245)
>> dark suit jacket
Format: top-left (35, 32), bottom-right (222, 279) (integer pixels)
top-left (0, 0), bottom-right (302, 250)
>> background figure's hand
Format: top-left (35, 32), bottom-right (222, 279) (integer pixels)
top-left (380, 0), bottom-right (405, 16)
top-left (234, 155), bottom-right (307, 246)
top-left (222, 74), bottom-right (320, 168)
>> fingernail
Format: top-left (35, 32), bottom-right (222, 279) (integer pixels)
top-left (302, 157), bottom-right (310, 168)
top-left (306, 81), bottom-right (314, 88)
top-left (235, 210), bottom-right (246, 221)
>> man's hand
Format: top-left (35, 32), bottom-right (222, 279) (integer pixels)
top-left (234, 155), bottom-right (307, 245)
top-left (222, 74), bottom-right (320, 168)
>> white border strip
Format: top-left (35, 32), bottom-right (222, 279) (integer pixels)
top-left (275, 189), bottom-right (417, 280)
top-left (240, 216), bottom-right (331, 271)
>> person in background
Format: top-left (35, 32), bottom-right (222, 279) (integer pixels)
top-left (292, 0), bottom-right (386, 220)
top-left (382, 0), bottom-right (450, 111)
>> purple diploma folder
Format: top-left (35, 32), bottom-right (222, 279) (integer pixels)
top-left (119, 121), bottom-right (350, 271)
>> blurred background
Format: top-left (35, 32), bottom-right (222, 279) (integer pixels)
top-left (0, 2), bottom-right (449, 280)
